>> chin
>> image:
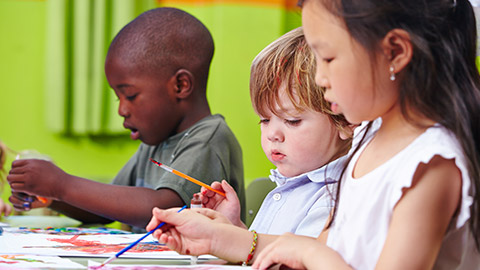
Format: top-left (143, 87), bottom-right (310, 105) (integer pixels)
top-left (278, 169), bottom-right (299, 178)
top-left (140, 137), bottom-right (154, 146)
top-left (142, 136), bottom-right (167, 146)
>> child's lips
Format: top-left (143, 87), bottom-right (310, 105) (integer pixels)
top-left (124, 123), bottom-right (140, 140)
top-left (271, 152), bottom-right (286, 162)
top-left (130, 129), bottom-right (140, 140)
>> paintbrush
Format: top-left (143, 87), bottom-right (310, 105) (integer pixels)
top-left (149, 158), bottom-right (226, 197)
top-left (97, 205), bottom-right (188, 268)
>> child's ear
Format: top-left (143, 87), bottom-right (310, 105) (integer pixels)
top-left (173, 69), bottom-right (194, 99)
top-left (381, 29), bottom-right (412, 73)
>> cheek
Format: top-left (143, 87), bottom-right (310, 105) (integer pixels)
top-left (260, 134), bottom-right (270, 156)
top-left (302, 126), bottom-right (334, 154)
top-left (331, 76), bottom-right (361, 111)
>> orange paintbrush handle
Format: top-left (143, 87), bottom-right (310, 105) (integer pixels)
top-left (172, 169), bottom-right (226, 197)
top-left (149, 158), bottom-right (226, 197)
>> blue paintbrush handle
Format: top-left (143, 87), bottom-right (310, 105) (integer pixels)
top-left (114, 205), bottom-right (187, 258)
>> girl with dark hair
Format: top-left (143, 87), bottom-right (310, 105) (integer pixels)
top-left (146, 0), bottom-right (480, 269)
top-left (253, 0), bottom-right (480, 269)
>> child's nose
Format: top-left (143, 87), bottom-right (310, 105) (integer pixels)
top-left (267, 126), bottom-right (284, 142)
top-left (118, 101), bottom-right (130, 118)
top-left (315, 64), bottom-right (330, 89)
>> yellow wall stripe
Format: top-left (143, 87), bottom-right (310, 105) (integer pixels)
top-left (158, 0), bottom-right (300, 10)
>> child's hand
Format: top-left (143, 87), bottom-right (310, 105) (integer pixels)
top-left (252, 233), bottom-right (320, 270)
top-left (9, 192), bottom-right (52, 212)
top-left (147, 207), bottom-right (263, 263)
top-left (200, 180), bottom-right (245, 228)
top-left (147, 207), bottom-right (224, 256)
top-left (200, 181), bottom-right (225, 208)
top-left (0, 199), bottom-right (12, 217)
top-left (7, 159), bottom-right (68, 200)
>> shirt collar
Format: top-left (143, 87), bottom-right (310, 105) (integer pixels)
top-left (269, 155), bottom-right (346, 186)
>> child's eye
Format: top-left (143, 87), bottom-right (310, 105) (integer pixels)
top-left (323, 58), bottom-right (334, 63)
top-left (126, 94), bottom-right (138, 101)
top-left (285, 119), bottom-right (301, 126)
top-left (259, 119), bottom-right (270, 125)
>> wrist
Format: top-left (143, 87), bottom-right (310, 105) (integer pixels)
top-left (53, 173), bottom-right (74, 201)
top-left (242, 230), bottom-right (258, 266)
top-left (209, 224), bottom-right (253, 263)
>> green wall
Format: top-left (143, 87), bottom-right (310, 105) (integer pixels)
top-left (0, 0), bottom-right (301, 204)
top-left (0, 0), bottom-right (138, 202)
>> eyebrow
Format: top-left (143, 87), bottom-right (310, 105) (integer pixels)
top-left (113, 83), bottom-right (134, 91)
top-left (310, 39), bottom-right (330, 50)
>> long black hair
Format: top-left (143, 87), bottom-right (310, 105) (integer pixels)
top-left (300, 0), bottom-right (480, 250)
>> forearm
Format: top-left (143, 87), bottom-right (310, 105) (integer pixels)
top-left (57, 175), bottom-right (184, 228)
top-left (49, 200), bottom-right (113, 224)
top-left (302, 242), bottom-right (352, 270)
top-left (211, 224), bottom-right (279, 263)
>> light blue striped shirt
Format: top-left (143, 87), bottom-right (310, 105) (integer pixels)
top-left (249, 156), bottom-right (346, 237)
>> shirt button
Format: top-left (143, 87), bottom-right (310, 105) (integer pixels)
top-left (273, 193), bottom-right (281, 201)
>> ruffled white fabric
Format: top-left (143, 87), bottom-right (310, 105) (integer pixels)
top-left (387, 123), bottom-right (471, 229)
top-left (326, 118), bottom-right (477, 269)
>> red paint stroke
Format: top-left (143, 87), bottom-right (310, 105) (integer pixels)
top-left (0, 261), bottom-right (18, 264)
top-left (23, 235), bottom-right (170, 254)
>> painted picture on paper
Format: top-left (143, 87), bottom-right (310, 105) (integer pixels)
top-left (0, 233), bottom-right (206, 259)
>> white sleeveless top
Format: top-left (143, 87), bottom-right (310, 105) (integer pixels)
top-left (326, 118), bottom-right (479, 269)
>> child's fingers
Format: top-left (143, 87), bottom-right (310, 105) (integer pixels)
top-left (220, 179), bottom-right (233, 189)
top-left (168, 228), bottom-right (184, 253)
top-left (9, 159), bottom-right (28, 168)
top-left (9, 193), bottom-right (34, 211)
top-left (221, 180), bottom-right (241, 213)
top-left (202, 181), bottom-right (223, 198)
top-left (167, 235), bottom-right (181, 253)
top-left (201, 181), bottom-right (226, 208)
top-left (221, 180), bottom-right (237, 199)
top-left (200, 186), bottom-right (213, 198)
top-left (210, 181), bottom-right (223, 191)
top-left (252, 241), bottom-right (279, 270)
top-left (6, 174), bottom-right (26, 189)
top-left (156, 228), bottom-right (181, 253)
top-left (158, 233), bottom-right (171, 245)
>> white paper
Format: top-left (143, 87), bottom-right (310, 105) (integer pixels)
top-left (0, 254), bottom-right (85, 269)
top-left (88, 260), bottom-right (252, 269)
top-left (0, 232), bottom-right (213, 260)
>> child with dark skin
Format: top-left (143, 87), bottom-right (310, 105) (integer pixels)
top-left (6, 7), bottom-right (244, 231)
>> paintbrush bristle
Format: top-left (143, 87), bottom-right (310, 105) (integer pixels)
top-left (149, 158), bottom-right (162, 166)
top-left (97, 255), bottom-right (116, 268)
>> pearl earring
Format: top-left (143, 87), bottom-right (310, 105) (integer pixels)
top-left (389, 65), bottom-right (395, 81)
